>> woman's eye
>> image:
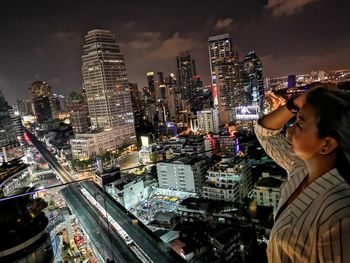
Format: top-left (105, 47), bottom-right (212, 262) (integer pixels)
top-left (295, 122), bottom-right (301, 128)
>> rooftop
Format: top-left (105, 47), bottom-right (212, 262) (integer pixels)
top-left (255, 177), bottom-right (284, 188)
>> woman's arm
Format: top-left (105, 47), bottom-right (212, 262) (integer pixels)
top-left (258, 104), bottom-right (295, 130)
top-left (255, 96), bottom-right (305, 173)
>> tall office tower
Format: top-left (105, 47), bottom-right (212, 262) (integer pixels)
top-left (164, 74), bottom-right (181, 122)
top-left (176, 51), bottom-right (196, 102)
top-left (82, 29), bottom-right (136, 145)
top-left (28, 81), bottom-right (55, 123)
top-left (52, 94), bottom-right (60, 118)
top-left (242, 51), bottom-right (264, 110)
top-left (68, 92), bottom-right (90, 134)
top-left (0, 91), bottom-right (19, 162)
top-left (208, 34), bottom-right (242, 125)
top-left (146, 72), bottom-right (156, 100)
top-left (155, 72), bottom-right (165, 101)
top-left (58, 95), bottom-right (68, 112)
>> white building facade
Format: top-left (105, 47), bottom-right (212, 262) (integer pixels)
top-left (70, 129), bottom-right (122, 159)
top-left (253, 176), bottom-right (284, 212)
top-left (203, 157), bottom-right (252, 202)
top-left (156, 157), bottom-right (207, 193)
top-left (196, 109), bottom-right (219, 134)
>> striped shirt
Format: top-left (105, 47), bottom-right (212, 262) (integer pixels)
top-left (255, 123), bottom-right (350, 263)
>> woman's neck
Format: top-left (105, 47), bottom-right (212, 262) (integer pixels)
top-left (305, 154), bottom-right (337, 184)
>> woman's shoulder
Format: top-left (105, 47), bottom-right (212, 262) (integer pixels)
top-left (317, 181), bottom-right (350, 228)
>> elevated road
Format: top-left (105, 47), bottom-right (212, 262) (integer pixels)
top-left (81, 181), bottom-right (184, 263)
top-left (25, 129), bottom-right (185, 263)
top-left (61, 185), bottom-right (139, 262)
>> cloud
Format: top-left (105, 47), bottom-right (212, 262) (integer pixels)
top-left (266, 0), bottom-right (318, 16)
top-left (215, 18), bottom-right (234, 30)
top-left (123, 31), bottom-right (161, 50)
top-left (145, 33), bottom-right (198, 59)
top-left (52, 31), bottom-right (77, 42)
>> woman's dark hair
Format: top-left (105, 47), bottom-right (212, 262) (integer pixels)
top-left (306, 87), bottom-right (350, 183)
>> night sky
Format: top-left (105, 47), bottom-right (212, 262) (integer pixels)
top-left (1, 0), bottom-right (349, 104)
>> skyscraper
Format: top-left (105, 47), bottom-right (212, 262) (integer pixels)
top-left (28, 81), bottom-right (55, 123)
top-left (208, 34), bottom-right (243, 124)
top-left (242, 51), bottom-right (264, 110)
top-left (0, 91), bottom-right (20, 162)
top-left (82, 29), bottom-right (136, 145)
top-left (146, 71), bottom-right (156, 100)
top-left (176, 51), bottom-right (196, 102)
top-left (68, 92), bottom-right (90, 134)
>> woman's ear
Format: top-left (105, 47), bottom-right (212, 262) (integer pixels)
top-left (320, 137), bottom-right (338, 155)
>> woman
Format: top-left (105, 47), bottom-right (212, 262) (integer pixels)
top-left (255, 85), bottom-right (350, 262)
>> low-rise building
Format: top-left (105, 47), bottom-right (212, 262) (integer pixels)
top-left (203, 157), bottom-right (252, 202)
top-left (70, 129), bottom-right (123, 159)
top-left (253, 176), bottom-right (284, 212)
top-left (204, 133), bottom-right (237, 157)
top-left (157, 157), bottom-right (208, 193)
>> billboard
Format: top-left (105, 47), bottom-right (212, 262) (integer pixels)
top-left (235, 105), bottom-right (259, 120)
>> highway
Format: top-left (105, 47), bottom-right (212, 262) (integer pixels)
top-left (25, 128), bottom-right (185, 263)
top-left (80, 181), bottom-right (184, 263)
top-left (61, 185), bottom-right (139, 263)
top-left (24, 129), bottom-right (74, 183)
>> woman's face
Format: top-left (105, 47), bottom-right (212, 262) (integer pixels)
top-left (286, 104), bottom-right (325, 161)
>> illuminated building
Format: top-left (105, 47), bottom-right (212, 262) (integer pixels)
top-left (82, 29), bottom-right (136, 146)
top-left (208, 34), bottom-right (243, 124)
top-left (156, 157), bottom-right (208, 193)
top-left (28, 81), bottom-right (55, 123)
top-left (146, 71), bottom-right (156, 100)
top-left (70, 129), bottom-right (123, 159)
top-left (242, 51), bottom-right (264, 111)
top-left (253, 176), bottom-right (284, 213)
top-left (204, 133), bottom-right (236, 157)
top-left (196, 109), bottom-right (219, 134)
top-left (202, 157), bottom-right (252, 202)
top-left (68, 93), bottom-right (90, 134)
top-left (287, 74), bottom-right (296, 88)
top-left (176, 51), bottom-right (196, 102)
top-left (0, 92), bottom-right (20, 162)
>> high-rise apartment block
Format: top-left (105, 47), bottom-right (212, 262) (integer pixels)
top-left (81, 29), bottom-right (136, 146)
top-left (28, 81), bottom-right (55, 123)
top-left (196, 109), bottom-right (219, 134)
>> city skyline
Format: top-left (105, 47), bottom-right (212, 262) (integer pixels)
top-left (1, 0), bottom-right (350, 104)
